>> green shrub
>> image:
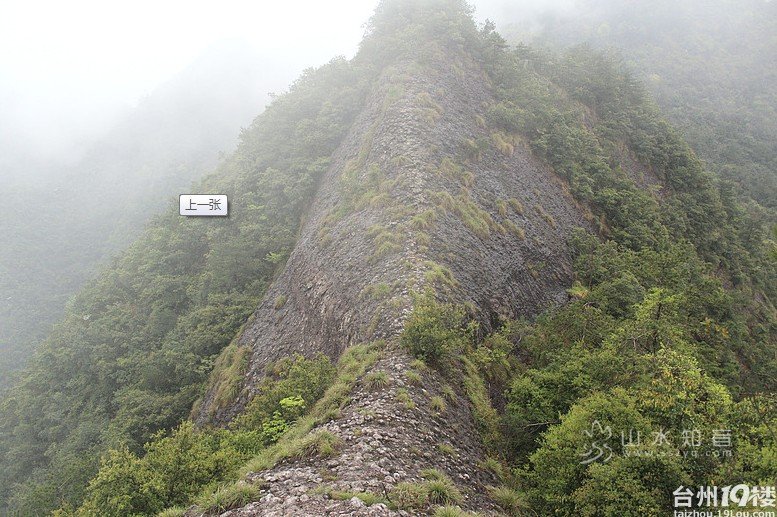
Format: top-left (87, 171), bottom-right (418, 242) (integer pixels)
top-left (259, 395), bottom-right (306, 444)
top-left (427, 480), bottom-right (462, 506)
top-left (420, 468), bottom-right (446, 481)
top-left (299, 430), bottom-right (341, 458)
top-left (367, 224), bottom-right (403, 262)
top-left (489, 486), bottom-right (528, 516)
top-left (196, 481), bottom-right (260, 514)
top-left (426, 475), bottom-right (463, 505)
top-left (405, 370), bottom-right (423, 385)
top-left (365, 371), bottom-right (390, 390)
top-left (410, 358), bottom-right (428, 370)
top-left (156, 507), bottom-right (186, 517)
top-left (78, 422), bottom-right (258, 516)
top-left (396, 388), bottom-right (416, 410)
top-left (441, 385), bottom-right (456, 401)
top-left (400, 292), bottom-right (469, 366)
top-left (389, 470), bottom-right (463, 510)
top-left (412, 209), bottom-right (438, 230)
top-left (455, 196), bottom-right (501, 238)
top-left (235, 354), bottom-right (335, 432)
top-left (430, 396), bottom-right (447, 414)
top-left (478, 457), bottom-right (506, 481)
top-left (77, 447), bottom-right (165, 517)
top-left (390, 482), bottom-right (428, 510)
top-left (362, 282), bottom-right (392, 300)
top-left (424, 261), bottom-right (458, 289)
top-left (273, 295), bottom-right (287, 309)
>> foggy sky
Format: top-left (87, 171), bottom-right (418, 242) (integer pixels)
top-left (0, 0), bottom-right (576, 171)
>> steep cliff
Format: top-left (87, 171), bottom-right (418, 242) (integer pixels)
top-left (197, 49), bottom-right (592, 427)
top-left (183, 5), bottom-right (776, 514)
top-left (191, 5), bottom-right (597, 515)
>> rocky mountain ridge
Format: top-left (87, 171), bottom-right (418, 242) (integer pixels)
top-left (4, 2), bottom-right (770, 516)
top-left (192, 32), bottom-right (598, 515)
top-left (198, 48), bottom-right (593, 428)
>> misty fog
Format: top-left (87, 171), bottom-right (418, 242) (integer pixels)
top-left (1, 0), bottom-right (583, 183)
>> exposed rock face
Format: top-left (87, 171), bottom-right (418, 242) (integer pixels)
top-left (215, 350), bottom-right (501, 516)
top-left (195, 44), bottom-right (592, 515)
top-left (197, 51), bottom-right (592, 422)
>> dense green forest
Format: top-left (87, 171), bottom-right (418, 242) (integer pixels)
top-left (0, 50), bottom-right (374, 513)
top-left (511, 0), bottom-right (777, 211)
top-left (0, 1), bottom-right (774, 515)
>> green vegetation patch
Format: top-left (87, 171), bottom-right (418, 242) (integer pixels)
top-left (400, 291), bottom-right (471, 366)
top-left (437, 157), bottom-right (474, 187)
top-left (388, 469), bottom-right (463, 511)
top-left (206, 343), bottom-right (252, 417)
top-left (432, 190), bottom-right (504, 239)
top-left (361, 282), bottom-right (393, 301)
top-left (417, 91), bottom-right (445, 124)
top-left (488, 486), bottom-right (528, 516)
top-left (240, 342), bottom-right (380, 475)
top-left (67, 343), bottom-right (380, 516)
top-left (364, 370), bottom-right (390, 390)
top-left (405, 369), bottom-right (423, 385)
top-left (195, 481), bottom-right (262, 515)
top-left (234, 353), bottom-right (336, 436)
top-left (367, 224), bottom-right (403, 262)
top-left (430, 395), bottom-right (447, 414)
top-left (396, 388), bottom-right (417, 410)
top-left (423, 260), bottom-right (458, 290)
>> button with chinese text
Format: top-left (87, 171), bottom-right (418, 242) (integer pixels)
top-left (179, 194), bottom-right (228, 216)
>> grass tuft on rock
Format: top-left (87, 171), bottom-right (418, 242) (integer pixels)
top-left (489, 486), bottom-right (529, 516)
top-left (196, 481), bottom-right (261, 514)
top-left (365, 370), bottom-right (390, 390)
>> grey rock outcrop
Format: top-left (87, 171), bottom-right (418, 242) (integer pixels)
top-left (195, 44), bottom-right (593, 515)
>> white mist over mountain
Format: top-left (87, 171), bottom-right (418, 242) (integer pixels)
top-left (0, 0), bottom-right (582, 180)
top-left (0, 0), bottom-right (380, 177)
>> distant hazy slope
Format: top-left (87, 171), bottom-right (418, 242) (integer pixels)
top-left (0, 49), bottom-right (369, 513)
top-left (503, 0), bottom-right (777, 209)
top-left (0, 41), bottom-right (285, 387)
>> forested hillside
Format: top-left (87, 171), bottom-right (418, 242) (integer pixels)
top-left (0, 50), bottom-right (374, 513)
top-left (508, 0), bottom-right (777, 211)
top-left (0, 42), bottom-right (278, 389)
top-left (0, 1), bottom-right (774, 515)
